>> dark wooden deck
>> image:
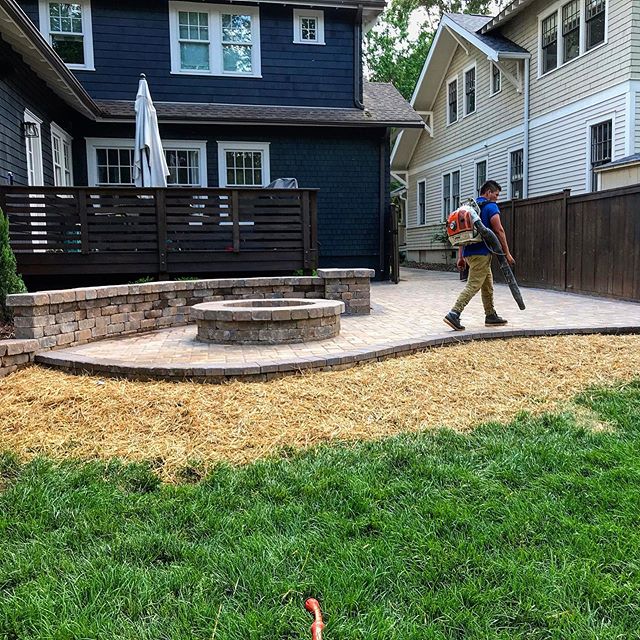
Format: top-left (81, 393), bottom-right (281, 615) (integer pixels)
top-left (0, 186), bottom-right (318, 279)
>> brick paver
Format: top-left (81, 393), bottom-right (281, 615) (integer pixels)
top-left (37, 268), bottom-right (640, 380)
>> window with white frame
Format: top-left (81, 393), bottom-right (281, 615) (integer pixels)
top-left (510, 149), bottom-right (524, 199)
top-left (442, 170), bottom-right (460, 220)
top-left (38, 1), bottom-right (94, 69)
top-left (169, 2), bottom-right (261, 76)
top-left (417, 179), bottom-right (426, 225)
top-left (464, 65), bottom-right (476, 116)
top-left (51, 123), bottom-right (73, 186)
top-left (447, 78), bottom-right (458, 125)
top-left (539, 0), bottom-right (607, 76)
top-left (85, 139), bottom-right (207, 186)
top-left (475, 160), bottom-right (487, 196)
top-left (490, 62), bottom-right (501, 95)
top-left (590, 119), bottom-right (612, 191)
top-left (541, 13), bottom-right (558, 74)
top-left (293, 9), bottom-right (324, 45)
top-left (586, 0), bottom-right (606, 50)
top-left (562, 0), bottom-right (580, 63)
top-left (217, 142), bottom-right (270, 187)
top-left (24, 110), bottom-right (44, 187)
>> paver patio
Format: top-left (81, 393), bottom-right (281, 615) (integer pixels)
top-left (36, 268), bottom-right (640, 380)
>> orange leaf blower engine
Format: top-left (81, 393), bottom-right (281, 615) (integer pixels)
top-left (446, 199), bottom-right (483, 247)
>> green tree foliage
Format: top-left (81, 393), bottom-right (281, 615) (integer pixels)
top-left (0, 208), bottom-right (27, 322)
top-left (364, 0), bottom-right (502, 100)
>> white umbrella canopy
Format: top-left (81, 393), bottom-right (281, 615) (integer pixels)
top-left (133, 74), bottom-right (170, 188)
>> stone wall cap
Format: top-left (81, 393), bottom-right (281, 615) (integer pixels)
top-left (317, 268), bottom-right (375, 279)
top-left (0, 338), bottom-right (40, 356)
top-left (6, 292), bottom-right (50, 306)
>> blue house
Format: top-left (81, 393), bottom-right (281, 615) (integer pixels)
top-left (0, 0), bottom-right (422, 284)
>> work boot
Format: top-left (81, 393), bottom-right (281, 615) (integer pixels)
top-left (444, 311), bottom-right (465, 331)
top-left (485, 312), bottom-right (508, 326)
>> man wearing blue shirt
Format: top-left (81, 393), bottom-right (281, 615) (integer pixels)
top-left (444, 180), bottom-right (515, 331)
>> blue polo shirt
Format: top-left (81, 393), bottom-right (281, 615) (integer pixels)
top-left (462, 197), bottom-right (500, 257)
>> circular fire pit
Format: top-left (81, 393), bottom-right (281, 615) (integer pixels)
top-left (192, 298), bottom-right (344, 344)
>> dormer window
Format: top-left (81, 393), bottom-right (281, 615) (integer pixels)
top-left (293, 9), bottom-right (325, 45)
top-left (169, 2), bottom-right (261, 77)
top-left (38, 1), bottom-right (94, 69)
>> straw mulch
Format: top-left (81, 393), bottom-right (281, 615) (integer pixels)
top-left (1, 334), bottom-right (639, 481)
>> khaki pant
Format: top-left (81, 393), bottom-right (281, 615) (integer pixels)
top-left (452, 254), bottom-right (495, 316)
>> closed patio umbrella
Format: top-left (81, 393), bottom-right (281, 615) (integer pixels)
top-left (133, 74), bottom-right (170, 188)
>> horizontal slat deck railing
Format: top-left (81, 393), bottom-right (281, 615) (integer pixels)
top-left (498, 184), bottom-right (640, 302)
top-left (0, 186), bottom-right (318, 277)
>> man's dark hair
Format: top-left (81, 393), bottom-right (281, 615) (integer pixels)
top-left (480, 180), bottom-right (501, 195)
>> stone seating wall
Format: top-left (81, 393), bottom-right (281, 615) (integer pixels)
top-left (2, 269), bottom-right (373, 377)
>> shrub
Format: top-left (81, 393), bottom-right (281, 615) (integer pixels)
top-left (0, 207), bottom-right (26, 322)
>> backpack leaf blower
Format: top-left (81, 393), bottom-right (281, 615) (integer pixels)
top-left (447, 199), bottom-right (525, 311)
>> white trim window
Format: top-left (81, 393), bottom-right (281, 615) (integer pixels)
top-left (541, 12), bottom-right (558, 74)
top-left (24, 110), bottom-right (44, 186)
top-left (509, 149), bottom-right (524, 199)
top-left (463, 64), bottom-right (476, 116)
top-left (293, 9), bottom-right (325, 45)
top-left (85, 139), bottom-right (207, 186)
top-left (38, 1), bottom-right (94, 70)
top-left (417, 179), bottom-right (426, 225)
top-left (589, 119), bottom-right (612, 191)
top-left (446, 77), bottom-right (458, 125)
top-left (490, 62), bottom-right (501, 96)
top-left (475, 158), bottom-right (487, 196)
top-left (586, 0), bottom-right (606, 50)
top-left (50, 123), bottom-right (73, 186)
top-left (442, 170), bottom-right (460, 220)
top-left (562, 0), bottom-right (580, 63)
top-left (217, 142), bottom-right (270, 187)
top-left (169, 2), bottom-right (261, 77)
top-left (538, 0), bottom-right (607, 77)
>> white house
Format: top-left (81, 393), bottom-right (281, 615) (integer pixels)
top-left (392, 0), bottom-right (638, 263)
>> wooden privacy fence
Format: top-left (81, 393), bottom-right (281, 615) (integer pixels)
top-left (498, 184), bottom-right (640, 302)
top-left (0, 186), bottom-right (318, 277)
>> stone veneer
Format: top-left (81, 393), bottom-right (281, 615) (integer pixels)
top-left (193, 299), bottom-right (344, 344)
top-left (3, 269), bottom-right (373, 375)
top-left (0, 339), bottom-right (39, 378)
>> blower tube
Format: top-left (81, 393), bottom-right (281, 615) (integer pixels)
top-left (468, 208), bottom-right (526, 311)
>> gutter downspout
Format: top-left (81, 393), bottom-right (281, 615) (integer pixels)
top-left (523, 57), bottom-right (530, 198)
top-left (354, 4), bottom-right (364, 109)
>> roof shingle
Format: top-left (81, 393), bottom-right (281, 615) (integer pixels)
top-left (447, 13), bottom-right (529, 55)
top-left (96, 82), bottom-right (424, 128)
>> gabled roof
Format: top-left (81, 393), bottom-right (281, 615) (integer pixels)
top-left (391, 12), bottom-right (530, 172)
top-left (96, 82), bottom-right (425, 128)
top-left (0, 0), bottom-right (101, 119)
top-left (447, 13), bottom-right (529, 56)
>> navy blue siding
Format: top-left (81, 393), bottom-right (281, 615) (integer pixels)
top-left (0, 34), bottom-right (87, 186)
top-left (19, 0), bottom-right (357, 107)
top-left (75, 122), bottom-right (385, 271)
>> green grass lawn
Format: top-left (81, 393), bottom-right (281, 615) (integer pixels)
top-left (1, 381), bottom-right (640, 640)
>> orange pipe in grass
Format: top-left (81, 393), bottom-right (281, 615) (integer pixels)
top-left (305, 598), bottom-right (325, 640)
